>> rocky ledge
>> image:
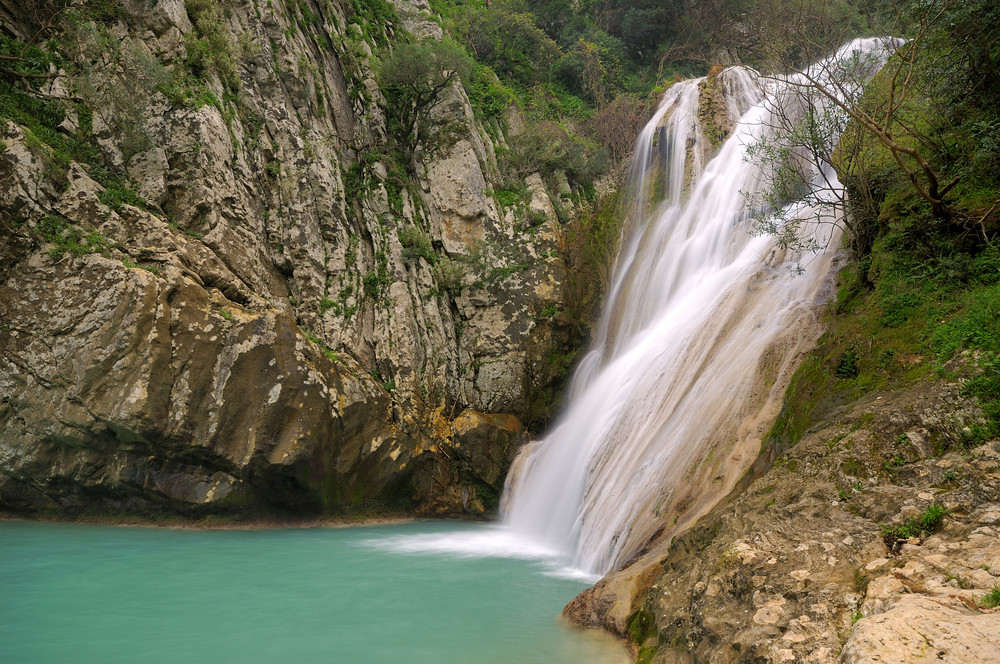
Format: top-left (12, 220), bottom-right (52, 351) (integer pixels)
top-left (566, 370), bottom-right (1000, 663)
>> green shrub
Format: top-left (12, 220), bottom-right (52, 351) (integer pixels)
top-left (363, 272), bottom-right (380, 297)
top-left (463, 7), bottom-right (560, 87)
top-left (347, 0), bottom-right (398, 48)
top-left (963, 353), bottom-right (1000, 438)
top-left (37, 215), bottom-right (110, 259)
top-left (363, 261), bottom-right (390, 298)
top-left (493, 184), bottom-right (529, 208)
top-left (879, 292), bottom-right (919, 328)
top-left (509, 120), bottom-right (606, 186)
top-left (184, 0), bottom-right (238, 90)
top-left (98, 181), bottom-right (145, 211)
top-left (397, 225), bottom-right (435, 264)
top-left (881, 503), bottom-right (947, 551)
top-left (434, 256), bottom-right (464, 294)
top-left (550, 37), bottom-right (624, 104)
top-left (835, 348), bottom-right (860, 379)
top-left (465, 62), bottom-right (514, 122)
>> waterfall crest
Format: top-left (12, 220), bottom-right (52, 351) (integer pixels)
top-left (501, 38), bottom-right (899, 576)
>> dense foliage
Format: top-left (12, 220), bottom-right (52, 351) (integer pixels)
top-left (764, 0), bottom-right (1000, 463)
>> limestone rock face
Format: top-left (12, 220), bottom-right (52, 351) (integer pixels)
top-left (0, 252), bottom-right (400, 514)
top-left (843, 594), bottom-right (1000, 663)
top-left (564, 375), bottom-right (1000, 663)
top-left (0, 0), bottom-right (578, 519)
top-left (408, 410), bottom-right (524, 515)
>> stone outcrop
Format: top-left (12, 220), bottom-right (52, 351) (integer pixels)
top-left (565, 368), bottom-right (1000, 663)
top-left (0, 0), bottom-right (584, 519)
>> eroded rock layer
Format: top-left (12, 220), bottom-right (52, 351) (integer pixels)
top-left (0, 0), bottom-right (587, 519)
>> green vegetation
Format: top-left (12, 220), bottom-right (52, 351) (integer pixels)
top-left (762, 0), bottom-right (1000, 464)
top-left (184, 0), bottom-right (238, 91)
top-left (504, 120), bottom-right (605, 186)
top-left (302, 329), bottom-right (340, 365)
top-left (346, 0), bottom-right (398, 48)
top-left (945, 572), bottom-right (972, 589)
top-left (626, 608), bottom-right (658, 664)
top-left (419, 0), bottom-right (681, 192)
top-left (362, 257), bottom-right (391, 298)
top-left (397, 225), bottom-right (435, 264)
top-left (377, 39), bottom-right (470, 163)
top-left (98, 182), bottom-right (146, 212)
top-left (0, 9), bottom-right (158, 236)
top-left (434, 257), bottom-right (464, 295)
top-left (492, 184), bottom-right (529, 209)
top-left (562, 192), bottom-right (622, 335)
top-left (626, 607), bottom-right (656, 644)
top-left (981, 588), bottom-right (1000, 609)
top-left (37, 215), bottom-right (110, 259)
top-left (880, 502), bottom-right (947, 551)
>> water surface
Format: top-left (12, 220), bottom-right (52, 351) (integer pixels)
top-left (0, 520), bottom-right (626, 663)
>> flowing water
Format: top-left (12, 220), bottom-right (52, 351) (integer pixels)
top-left (348, 39), bottom-right (900, 580)
top-left (0, 520), bottom-right (628, 664)
top-left (499, 37), bottom-right (901, 576)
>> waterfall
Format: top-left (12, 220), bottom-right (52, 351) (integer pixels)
top-left (500, 38), bottom-right (900, 577)
top-left (370, 38), bottom-right (900, 581)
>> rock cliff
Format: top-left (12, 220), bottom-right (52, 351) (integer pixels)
top-left (0, 0), bottom-right (591, 519)
top-left (565, 360), bottom-right (1000, 663)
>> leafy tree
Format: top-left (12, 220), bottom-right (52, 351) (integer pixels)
top-left (744, 0), bottom-right (1000, 262)
top-left (551, 29), bottom-right (626, 104)
top-left (590, 0), bottom-right (675, 58)
top-left (463, 7), bottom-right (560, 86)
top-left (377, 39), bottom-right (470, 164)
top-left (0, 0), bottom-right (70, 86)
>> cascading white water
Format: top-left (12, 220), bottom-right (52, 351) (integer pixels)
top-left (501, 38), bottom-right (901, 576)
top-left (370, 38), bottom-right (900, 581)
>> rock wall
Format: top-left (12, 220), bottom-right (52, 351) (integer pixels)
top-left (0, 0), bottom-right (585, 519)
top-left (565, 366), bottom-right (1000, 663)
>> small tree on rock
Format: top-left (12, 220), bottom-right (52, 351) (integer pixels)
top-left (377, 39), bottom-right (470, 166)
top-left (741, 0), bottom-right (986, 263)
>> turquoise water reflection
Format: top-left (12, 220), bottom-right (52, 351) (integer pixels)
top-left (0, 520), bottom-right (626, 663)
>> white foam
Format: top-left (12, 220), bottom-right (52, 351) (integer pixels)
top-left (363, 525), bottom-right (559, 560)
top-left (362, 525), bottom-right (601, 583)
top-left (539, 564), bottom-right (601, 583)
